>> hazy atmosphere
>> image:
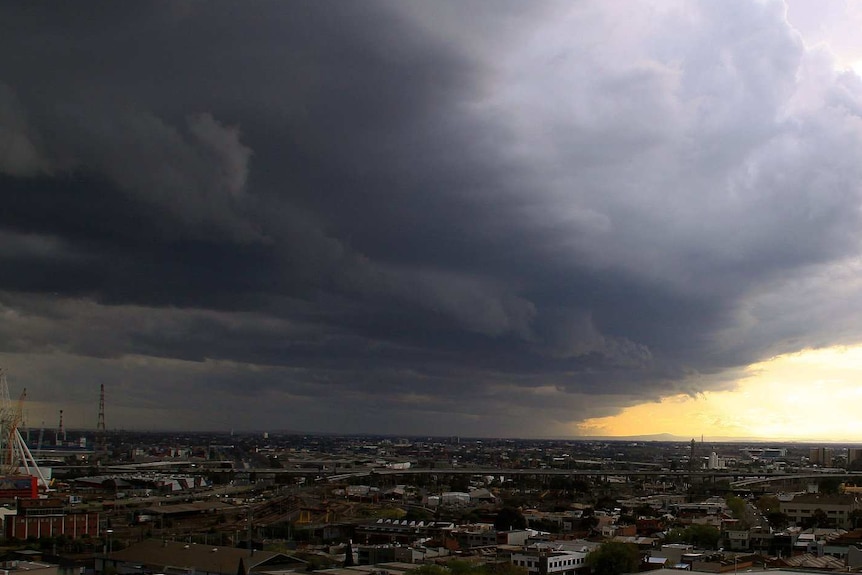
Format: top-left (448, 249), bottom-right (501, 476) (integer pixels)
top-left (3, 0), bottom-right (862, 438)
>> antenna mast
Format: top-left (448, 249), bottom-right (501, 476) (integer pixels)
top-left (96, 384), bottom-right (106, 454)
top-left (57, 409), bottom-right (65, 445)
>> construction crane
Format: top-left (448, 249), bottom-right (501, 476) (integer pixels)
top-left (0, 369), bottom-right (48, 488)
top-left (4, 388), bottom-right (27, 473)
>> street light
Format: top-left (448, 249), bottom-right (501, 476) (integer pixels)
top-left (107, 529), bottom-right (114, 554)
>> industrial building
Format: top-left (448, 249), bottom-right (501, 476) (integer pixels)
top-left (5, 498), bottom-right (100, 539)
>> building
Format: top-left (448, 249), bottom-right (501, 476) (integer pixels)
top-left (0, 558), bottom-right (59, 575)
top-left (355, 519), bottom-right (455, 545)
top-left (650, 544), bottom-right (694, 567)
top-left (779, 494), bottom-right (861, 529)
top-left (707, 452), bottom-right (726, 470)
top-left (98, 539), bottom-right (306, 575)
top-left (357, 544), bottom-right (449, 565)
top-left (670, 498), bottom-right (727, 517)
top-left (0, 475), bottom-right (38, 500)
top-left (723, 529), bottom-right (752, 551)
top-left (741, 447), bottom-right (786, 460)
top-left (810, 447), bottom-right (834, 467)
top-left (511, 548), bottom-right (588, 575)
top-left (5, 498), bottom-right (99, 539)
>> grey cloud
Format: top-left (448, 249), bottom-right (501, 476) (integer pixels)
top-left (0, 83), bottom-right (50, 176)
top-left (1, 0), bottom-right (862, 434)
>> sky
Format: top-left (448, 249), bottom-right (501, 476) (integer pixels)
top-left (3, 1), bottom-right (862, 439)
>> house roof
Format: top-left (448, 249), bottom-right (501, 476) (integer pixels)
top-left (108, 539), bottom-right (304, 575)
top-left (779, 552), bottom-right (845, 570)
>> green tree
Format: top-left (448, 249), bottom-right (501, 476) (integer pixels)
top-left (634, 504), bottom-right (656, 518)
top-left (766, 511), bottom-right (789, 529)
top-left (755, 495), bottom-right (780, 514)
top-left (687, 524), bottom-right (721, 549)
top-left (446, 560), bottom-right (477, 575)
top-left (664, 528), bottom-right (687, 544)
top-left (725, 496), bottom-right (746, 519)
top-left (405, 507), bottom-right (433, 522)
top-left (494, 507), bottom-right (527, 531)
top-left (580, 515), bottom-right (599, 531)
top-left (409, 566), bottom-right (449, 575)
top-left (801, 508), bottom-right (831, 528)
top-left (530, 519), bottom-right (561, 533)
top-left (663, 525), bottom-right (720, 549)
top-left (818, 477), bottom-right (843, 495)
top-left (587, 542), bottom-right (641, 575)
top-left (483, 564), bottom-right (527, 575)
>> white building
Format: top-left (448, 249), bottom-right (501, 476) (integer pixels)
top-left (511, 549), bottom-right (588, 575)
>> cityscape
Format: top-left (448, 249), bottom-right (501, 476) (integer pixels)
top-left (7, 415), bottom-right (862, 575)
top-left (7, 1), bottom-right (862, 575)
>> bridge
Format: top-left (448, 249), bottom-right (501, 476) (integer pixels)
top-left (74, 460), bottom-right (862, 488)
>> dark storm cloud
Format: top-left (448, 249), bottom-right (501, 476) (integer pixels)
top-left (3, 0), bottom-right (862, 434)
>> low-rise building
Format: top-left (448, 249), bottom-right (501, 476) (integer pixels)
top-left (511, 547), bottom-right (588, 575)
top-left (5, 498), bottom-right (99, 540)
top-left (0, 558), bottom-right (59, 575)
top-left (98, 539), bottom-right (306, 575)
top-left (779, 494), bottom-right (862, 529)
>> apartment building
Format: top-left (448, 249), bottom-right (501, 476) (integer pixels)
top-left (779, 494), bottom-right (861, 529)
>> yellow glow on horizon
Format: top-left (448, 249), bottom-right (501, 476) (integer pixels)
top-left (577, 345), bottom-right (862, 441)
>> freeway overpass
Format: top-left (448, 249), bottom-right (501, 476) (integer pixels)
top-left (203, 466), bottom-right (862, 484)
top-left (66, 460), bottom-right (862, 487)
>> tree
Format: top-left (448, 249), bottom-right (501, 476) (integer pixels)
top-left (664, 525), bottom-right (720, 549)
top-left (595, 496), bottom-right (618, 512)
top-left (405, 507), bottom-right (433, 522)
top-left (755, 495), bottom-right (780, 514)
top-left (766, 511), bottom-right (789, 529)
top-left (409, 566), bottom-right (449, 575)
top-left (635, 504), bottom-right (657, 518)
top-left (484, 563), bottom-right (527, 575)
top-left (343, 540), bottom-right (355, 567)
top-left (530, 519), bottom-right (561, 533)
top-left (494, 507), bottom-right (526, 531)
top-left (587, 542), bottom-right (641, 575)
top-left (801, 508), bottom-right (831, 529)
top-left (725, 496), bottom-right (746, 519)
top-left (580, 515), bottom-right (599, 531)
top-left (446, 560), bottom-right (477, 575)
top-left (818, 477), bottom-right (843, 495)
top-left (687, 524), bottom-right (721, 549)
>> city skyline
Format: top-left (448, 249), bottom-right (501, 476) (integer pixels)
top-left (4, 1), bottom-right (862, 439)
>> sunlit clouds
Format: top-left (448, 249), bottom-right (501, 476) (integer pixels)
top-left (578, 345), bottom-right (862, 440)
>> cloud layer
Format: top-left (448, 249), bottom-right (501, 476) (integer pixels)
top-left (2, 0), bottom-right (862, 435)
